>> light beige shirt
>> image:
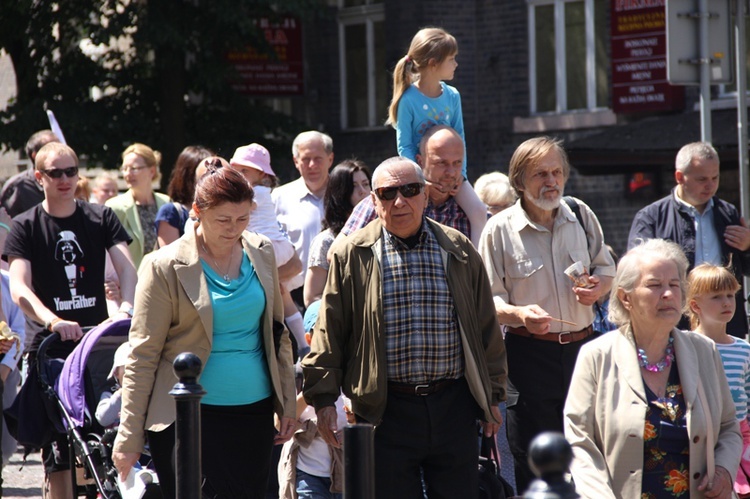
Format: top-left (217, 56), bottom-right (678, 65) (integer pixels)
top-left (479, 197), bottom-right (616, 332)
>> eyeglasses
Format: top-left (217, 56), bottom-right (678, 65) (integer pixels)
top-left (41, 166), bottom-right (78, 179)
top-left (374, 182), bottom-right (424, 201)
top-left (120, 165), bottom-right (149, 173)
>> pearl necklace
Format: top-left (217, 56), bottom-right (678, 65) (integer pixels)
top-left (200, 239), bottom-right (233, 283)
top-left (637, 336), bottom-right (675, 373)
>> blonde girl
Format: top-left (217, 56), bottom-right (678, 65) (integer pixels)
top-left (687, 263), bottom-right (750, 497)
top-left (387, 27), bottom-right (486, 247)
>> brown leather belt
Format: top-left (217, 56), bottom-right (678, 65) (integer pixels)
top-left (388, 378), bottom-right (458, 396)
top-left (504, 324), bottom-right (594, 345)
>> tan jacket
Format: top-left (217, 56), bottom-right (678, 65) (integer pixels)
top-left (106, 190), bottom-right (171, 269)
top-left (564, 327), bottom-right (742, 499)
top-left (113, 224), bottom-right (297, 454)
top-left (302, 218), bottom-right (507, 425)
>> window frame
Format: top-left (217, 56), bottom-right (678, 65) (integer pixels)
top-left (527, 0), bottom-right (606, 115)
top-left (337, 1), bottom-right (386, 130)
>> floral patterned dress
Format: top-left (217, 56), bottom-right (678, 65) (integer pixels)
top-left (641, 362), bottom-right (690, 498)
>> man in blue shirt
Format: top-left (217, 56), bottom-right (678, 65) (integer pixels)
top-left (628, 141), bottom-right (750, 337)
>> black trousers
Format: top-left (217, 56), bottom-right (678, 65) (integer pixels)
top-left (147, 397), bottom-right (275, 499)
top-left (373, 377), bottom-right (481, 499)
top-left (504, 332), bottom-right (596, 493)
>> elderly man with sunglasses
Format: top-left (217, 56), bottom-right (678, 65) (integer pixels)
top-left (3, 142), bottom-right (137, 498)
top-left (338, 125), bottom-right (471, 241)
top-left (302, 156), bottom-right (506, 499)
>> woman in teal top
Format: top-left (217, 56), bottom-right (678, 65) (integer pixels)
top-left (113, 162), bottom-right (296, 499)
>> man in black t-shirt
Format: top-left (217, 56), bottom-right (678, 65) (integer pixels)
top-left (4, 142), bottom-right (137, 498)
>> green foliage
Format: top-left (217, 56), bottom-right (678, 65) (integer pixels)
top-left (0, 0), bottom-right (321, 183)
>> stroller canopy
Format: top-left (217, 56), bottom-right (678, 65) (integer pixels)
top-left (56, 319), bottom-right (131, 429)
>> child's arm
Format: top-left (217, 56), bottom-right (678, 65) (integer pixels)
top-left (395, 93), bottom-right (418, 162)
top-left (446, 84), bottom-right (468, 178)
top-left (96, 389), bottom-right (122, 427)
top-left (454, 182), bottom-right (487, 248)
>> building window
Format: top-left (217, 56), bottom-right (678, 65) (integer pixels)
top-left (338, 0), bottom-right (387, 129)
top-left (528, 0), bottom-right (610, 114)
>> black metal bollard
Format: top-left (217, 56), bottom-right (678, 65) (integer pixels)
top-left (344, 423), bottom-right (375, 499)
top-left (169, 352), bottom-right (206, 499)
top-left (523, 432), bottom-right (578, 499)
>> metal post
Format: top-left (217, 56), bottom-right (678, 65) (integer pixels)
top-left (169, 352), bottom-right (206, 499)
top-left (523, 432), bottom-right (579, 499)
top-left (736, 0), bottom-right (750, 320)
top-left (343, 424), bottom-right (375, 499)
top-left (700, 0), bottom-right (713, 142)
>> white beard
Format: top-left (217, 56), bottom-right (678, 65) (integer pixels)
top-left (525, 187), bottom-right (563, 211)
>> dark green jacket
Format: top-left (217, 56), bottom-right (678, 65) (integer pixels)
top-left (302, 218), bottom-right (507, 425)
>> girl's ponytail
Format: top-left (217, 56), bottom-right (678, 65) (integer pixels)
top-left (386, 55), bottom-right (414, 127)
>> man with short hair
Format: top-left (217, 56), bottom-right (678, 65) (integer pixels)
top-left (303, 157), bottom-right (506, 498)
top-left (340, 125), bottom-right (470, 238)
top-left (4, 142), bottom-right (137, 498)
top-left (0, 130), bottom-right (60, 217)
top-left (273, 131), bottom-right (333, 309)
top-left (90, 173), bottom-right (119, 205)
top-left (628, 141), bottom-right (750, 337)
top-left (479, 136), bottom-right (616, 491)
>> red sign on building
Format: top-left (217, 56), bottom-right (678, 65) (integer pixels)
top-left (610, 0), bottom-right (684, 113)
top-left (228, 16), bottom-right (304, 96)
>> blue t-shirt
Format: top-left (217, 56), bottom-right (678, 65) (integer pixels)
top-left (199, 252), bottom-right (272, 405)
top-left (395, 82), bottom-right (467, 177)
top-left (154, 202), bottom-right (190, 239)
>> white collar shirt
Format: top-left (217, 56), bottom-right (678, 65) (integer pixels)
top-left (272, 177), bottom-right (325, 290)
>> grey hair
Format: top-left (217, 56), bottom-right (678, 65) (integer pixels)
top-left (371, 157), bottom-right (425, 190)
top-left (292, 131), bottom-right (333, 158)
top-left (675, 142), bottom-right (718, 172)
top-left (608, 239), bottom-right (689, 327)
top-left (474, 171), bottom-right (517, 207)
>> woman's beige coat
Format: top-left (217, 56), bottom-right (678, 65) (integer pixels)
top-left (564, 327), bottom-right (741, 499)
top-left (113, 224), bottom-right (297, 454)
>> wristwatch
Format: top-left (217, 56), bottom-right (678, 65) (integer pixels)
top-left (119, 305), bottom-right (134, 317)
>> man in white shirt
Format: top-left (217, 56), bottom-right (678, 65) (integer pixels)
top-left (272, 131), bottom-right (333, 311)
top-left (479, 136), bottom-right (615, 491)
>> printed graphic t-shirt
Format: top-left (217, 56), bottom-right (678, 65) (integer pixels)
top-left (3, 201), bottom-right (132, 354)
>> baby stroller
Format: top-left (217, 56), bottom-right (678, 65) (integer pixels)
top-left (37, 318), bottom-right (158, 499)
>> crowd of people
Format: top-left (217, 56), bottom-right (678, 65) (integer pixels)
top-left (0, 25), bottom-right (749, 499)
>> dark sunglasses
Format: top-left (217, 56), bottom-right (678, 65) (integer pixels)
top-left (41, 166), bottom-right (79, 179)
top-left (374, 182), bottom-right (424, 201)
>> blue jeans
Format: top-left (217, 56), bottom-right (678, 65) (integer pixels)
top-left (295, 469), bottom-right (342, 499)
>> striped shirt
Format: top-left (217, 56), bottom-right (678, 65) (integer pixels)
top-left (715, 337), bottom-right (750, 421)
top-left (380, 222), bottom-right (464, 384)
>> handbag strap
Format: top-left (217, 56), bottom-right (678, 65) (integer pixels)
top-left (480, 435), bottom-right (501, 467)
top-left (697, 377), bottom-right (715, 483)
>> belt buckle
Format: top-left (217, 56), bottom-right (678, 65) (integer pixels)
top-left (558, 332), bottom-right (573, 345)
top-left (414, 384), bottom-right (430, 396)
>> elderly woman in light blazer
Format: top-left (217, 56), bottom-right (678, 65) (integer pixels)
top-left (112, 162), bottom-right (296, 499)
top-left (564, 238), bottom-right (741, 499)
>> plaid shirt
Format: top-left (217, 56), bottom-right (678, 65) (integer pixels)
top-left (342, 196), bottom-right (470, 239)
top-left (380, 222), bottom-right (464, 384)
